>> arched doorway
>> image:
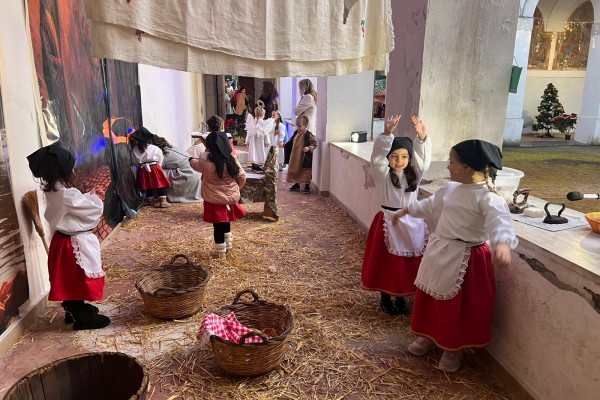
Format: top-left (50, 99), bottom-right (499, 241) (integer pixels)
top-left (504, 0), bottom-right (598, 145)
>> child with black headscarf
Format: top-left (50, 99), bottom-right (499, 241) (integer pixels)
top-left (190, 116), bottom-right (246, 258)
top-left (27, 143), bottom-right (110, 330)
top-left (361, 115), bottom-right (431, 315)
top-left (393, 139), bottom-right (518, 373)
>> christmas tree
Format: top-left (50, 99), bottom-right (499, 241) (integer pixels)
top-left (532, 83), bottom-right (564, 137)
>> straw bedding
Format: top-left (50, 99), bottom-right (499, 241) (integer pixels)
top-left (10, 197), bottom-right (517, 399)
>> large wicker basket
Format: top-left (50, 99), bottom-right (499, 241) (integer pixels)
top-left (209, 289), bottom-right (293, 376)
top-left (4, 352), bottom-right (148, 400)
top-left (135, 254), bottom-right (211, 320)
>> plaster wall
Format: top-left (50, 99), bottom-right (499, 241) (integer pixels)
top-left (138, 65), bottom-right (200, 150)
top-left (328, 146), bottom-right (378, 230)
top-left (385, 0), bottom-right (427, 136)
top-left (315, 72), bottom-right (374, 193)
top-left (490, 250), bottom-right (600, 400)
top-left (0, 0), bottom-right (52, 344)
top-left (523, 71), bottom-right (585, 131)
top-left (420, 1), bottom-right (519, 160)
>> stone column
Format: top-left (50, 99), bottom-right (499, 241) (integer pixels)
top-left (503, 2), bottom-right (537, 146)
top-left (577, 0), bottom-right (600, 144)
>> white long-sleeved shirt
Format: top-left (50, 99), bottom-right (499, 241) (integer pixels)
top-left (132, 144), bottom-right (164, 166)
top-left (408, 182), bottom-right (518, 248)
top-left (371, 134), bottom-right (432, 209)
top-left (45, 186), bottom-right (104, 277)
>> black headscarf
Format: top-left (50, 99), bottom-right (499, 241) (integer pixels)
top-left (206, 131), bottom-right (232, 158)
top-left (131, 127), bottom-right (153, 142)
top-left (452, 139), bottom-right (503, 178)
top-left (387, 136), bottom-right (413, 158)
top-left (27, 143), bottom-right (75, 178)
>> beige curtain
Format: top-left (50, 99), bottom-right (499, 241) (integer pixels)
top-left (84, 0), bottom-right (394, 77)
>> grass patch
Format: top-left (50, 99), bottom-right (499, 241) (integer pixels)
top-left (503, 146), bottom-right (600, 214)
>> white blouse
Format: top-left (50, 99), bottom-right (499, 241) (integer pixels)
top-left (45, 186), bottom-right (104, 278)
top-left (132, 144), bottom-right (164, 165)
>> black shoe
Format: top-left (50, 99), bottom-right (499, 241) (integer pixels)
top-left (303, 185), bottom-right (310, 194)
top-left (251, 163), bottom-right (264, 172)
top-left (393, 297), bottom-right (410, 315)
top-left (71, 305), bottom-right (111, 330)
top-left (289, 183), bottom-right (300, 191)
top-left (380, 293), bottom-right (402, 316)
top-left (64, 303), bottom-right (99, 324)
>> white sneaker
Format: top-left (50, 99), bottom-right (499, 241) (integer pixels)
top-left (224, 232), bottom-right (233, 251)
top-left (438, 350), bottom-right (463, 372)
top-left (210, 243), bottom-right (227, 258)
top-left (408, 337), bottom-right (436, 356)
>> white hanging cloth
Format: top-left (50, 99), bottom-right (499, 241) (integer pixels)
top-left (84, 0), bottom-right (394, 77)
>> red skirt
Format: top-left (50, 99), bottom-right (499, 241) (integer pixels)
top-left (411, 243), bottom-right (495, 351)
top-left (47, 232), bottom-right (105, 301)
top-left (203, 201), bottom-right (246, 223)
top-left (137, 164), bottom-right (171, 190)
top-left (361, 211), bottom-right (421, 297)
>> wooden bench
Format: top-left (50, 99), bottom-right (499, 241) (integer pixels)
top-left (239, 146), bottom-right (279, 221)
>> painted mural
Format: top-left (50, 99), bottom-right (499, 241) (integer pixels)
top-left (27, 0), bottom-right (142, 239)
top-left (0, 87), bottom-right (30, 336)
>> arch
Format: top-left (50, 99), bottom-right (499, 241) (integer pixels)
top-left (521, 0), bottom-right (541, 18)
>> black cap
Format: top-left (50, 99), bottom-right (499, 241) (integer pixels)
top-left (131, 127), bottom-right (153, 142)
top-left (452, 139), bottom-right (503, 177)
top-left (387, 136), bottom-right (413, 158)
top-left (27, 143), bottom-right (75, 178)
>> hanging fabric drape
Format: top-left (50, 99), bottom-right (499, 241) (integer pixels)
top-left (84, 0), bottom-right (394, 77)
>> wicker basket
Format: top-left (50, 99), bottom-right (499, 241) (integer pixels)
top-left (209, 289), bottom-right (293, 376)
top-left (135, 254), bottom-right (211, 320)
top-left (4, 352), bottom-right (148, 400)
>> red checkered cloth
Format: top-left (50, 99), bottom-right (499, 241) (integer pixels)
top-left (197, 312), bottom-right (271, 345)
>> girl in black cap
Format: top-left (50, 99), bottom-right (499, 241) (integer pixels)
top-left (26, 143), bottom-right (111, 330)
top-left (130, 127), bottom-right (172, 208)
top-left (190, 116), bottom-right (246, 257)
top-left (361, 115), bottom-right (431, 315)
top-left (393, 139), bottom-right (517, 372)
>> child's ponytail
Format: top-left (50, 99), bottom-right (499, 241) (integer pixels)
top-left (255, 100), bottom-right (266, 119)
top-left (484, 165), bottom-right (499, 195)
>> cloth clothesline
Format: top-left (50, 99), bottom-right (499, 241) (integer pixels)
top-left (84, 0), bottom-right (394, 77)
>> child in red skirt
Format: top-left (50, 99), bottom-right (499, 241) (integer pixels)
top-left (190, 116), bottom-right (246, 258)
top-left (393, 139), bottom-right (517, 372)
top-left (27, 144), bottom-right (111, 330)
top-left (361, 115), bottom-right (431, 315)
top-left (130, 127), bottom-right (172, 208)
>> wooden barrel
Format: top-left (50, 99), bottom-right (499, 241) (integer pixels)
top-left (4, 352), bottom-right (148, 400)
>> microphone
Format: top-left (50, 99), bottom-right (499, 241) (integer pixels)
top-left (566, 191), bottom-right (600, 201)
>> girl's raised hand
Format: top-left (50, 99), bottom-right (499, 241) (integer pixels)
top-left (411, 115), bottom-right (427, 141)
top-left (383, 115), bottom-right (401, 135)
top-left (492, 243), bottom-right (511, 268)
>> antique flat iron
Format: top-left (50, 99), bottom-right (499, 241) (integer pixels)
top-left (509, 187), bottom-right (530, 214)
top-left (543, 202), bottom-right (569, 224)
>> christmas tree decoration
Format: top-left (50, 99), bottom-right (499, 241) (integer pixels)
top-left (532, 83), bottom-right (564, 137)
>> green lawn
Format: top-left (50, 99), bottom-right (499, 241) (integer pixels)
top-left (503, 146), bottom-right (600, 214)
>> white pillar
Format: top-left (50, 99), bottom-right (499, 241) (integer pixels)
top-left (503, 14), bottom-right (535, 146)
top-left (577, 1), bottom-right (600, 144)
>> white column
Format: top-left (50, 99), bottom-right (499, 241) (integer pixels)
top-left (503, 15), bottom-right (535, 146)
top-left (577, 1), bottom-right (600, 145)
